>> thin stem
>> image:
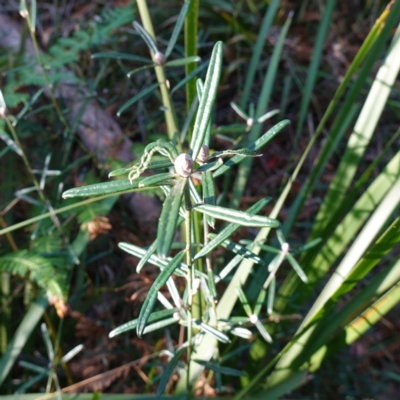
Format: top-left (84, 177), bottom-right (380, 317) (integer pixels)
top-left (203, 218), bottom-right (217, 325)
top-left (23, 14), bottom-right (71, 138)
top-left (185, 206), bottom-right (193, 394)
top-left (136, 0), bottom-right (180, 145)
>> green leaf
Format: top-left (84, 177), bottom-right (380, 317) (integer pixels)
top-left (0, 294), bottom-right (48, 386)
top-left (164, 56), bottom-right (201, 67)
top-left (62, 179), bottom-right (139, 198)
top-left (239, 0), bottom-right (280, 108)
top-left (213, 120), bottom-right (290, 178)
top-left (133, 21), bottom-right (159, 54)
top-left (208, 234), bottom-right (264, 265)
top-left (139, 173), bottom-right (177, 188)
top-left (91, 52), bottom-right (150, 63)
top-left (165, 2), bottom-right (191, 59)
top-left (193, 360), bottom-right (247, 377)
top-left (117, 82), bottom-right (160, 116)
top-left (41, 323), bottom-right (54, 362)
top-left (195, 320), bottom-right (230, 343)
top-left (118, 242), bottom-right (186, 278)
top-left (211, 148), bottom-right (260, 158)
top-left (193, 204), bottom-right (280, 228)
top-left (157, 179), bottom-right (187, 258)
top-left (19, 360), bottom-right (48, 374)
top-left (190, 41), bottom-right (223, 161)
top-left (230, 101), bottom-right (249, 120)
top-left (236, 286), bottom-right (252, 317)
top-left (285, 253), bottom-right (308, 283)
top-left (137, 251), bottom-right (185, 337)
top-left (156, 347), bottom-right (186, 396)
top-left (202, 171), bottom-right (216, 228)
top-left (142, 317), bottom-right (177, 334)
top-left (109, 308), bottom-right (178, 338)
top-left (255, 319), bottom-right (272, 343)
top-left (137, 240), bottom-right (157, 273)
top-left (196, 158), bottom-right (223, 172)
top-left (194, 197), bottom-right (273, 260)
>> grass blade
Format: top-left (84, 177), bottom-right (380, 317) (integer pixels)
top-left (0, 294), bottom-right (48, 386)
top-left (230, 14), bottom-right (293, 209)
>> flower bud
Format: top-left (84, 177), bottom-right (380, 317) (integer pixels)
top-left (154, 51), bottom-right (165, 65)
top-left (197, 144), bottom-right (209, 163)
top-left (249, 314), bottom-right (258, 324)
top-left (174, 153), bottom-right (194, 177)
top-left (246, 118), bottom-right (254, 128)
top-left (281, 242), bottom-right (290, 254)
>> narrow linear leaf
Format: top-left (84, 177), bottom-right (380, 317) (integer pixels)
top-left (190, 41), bottom-right (223, 161)
top-left (230, 101), bottom-right (249, 120)
top-left (213, 120), bottom-right (290, 178)
top-left (133, 21), bottom-right (159, 54)
top-left (91, 52), bottom-right (150, 63)
top-left (139, 173), bottom-right (177, 188)
top-left (109, 308), bottom-right (178, 338)
top-left (171, 61), bottom-right (208, 96)
top-left (0, 294), bottom-right (48, 386)
top-left (211, 148), bottom-right (261, 158)
top-left (196, 158), bottom-right (223, 172)
top-left (236, 286), bottom-right (252, 317)
top-left (208, 269), bottom-right (217, 299)
top-left (137, 240), bottom-right (157, 273)
top-left (165, 56), bottom-right (201, 67)
top-left (193, 204), bottom-right (280, 228)
top-left (254, 288), bottom-right (267, 317)
top-left (209, 234), bottom-right (265, 265)
top-left (194, 197), bottom-right (272, 260)
top-left (231, 327), bottom-right (253, 339)
top-left (202, 171), bottom-right (216, 228)
top-left (142, 317), bottom-right (177, 334)
top-left (157, 347), bottom-right (186, 396)
top-left (195, 320), bottom-right (231, 343)
top-left (119, 242), bottom-right (184, 277)
top-left (255, 319), bottom-right (272, 343)
top-left (60, 344), bottom-right (84, 364)
top-left (286, 253), bottom-right (308, 283)
top-left (117, 82), bottom-right (160, 116)
top-left (157, 179), bottom-right (187, 258)
top-left (19, 360), bottom-right (48, 374)
top-left (165, 2), bottom-right (191, 59)
top-left (137, 251), bottom-right (185, 337)
top-left (193, 360), bottom-right (247, 377)
top-left (62, 179), bottom-right (139, 198)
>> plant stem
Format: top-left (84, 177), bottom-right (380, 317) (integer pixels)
top-left (185, 207), bottom-right (193, 394)
top-left (136, 0), bottom-right (180, 145)
top-left (23, 14), bottom-right (71, 139)
top-left (184, 0), bottom-right (199, 141)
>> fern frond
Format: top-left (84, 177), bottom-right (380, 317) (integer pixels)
top-left (0, 251), bottom-right (67, 300)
